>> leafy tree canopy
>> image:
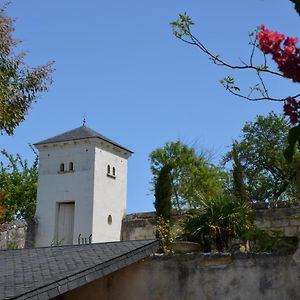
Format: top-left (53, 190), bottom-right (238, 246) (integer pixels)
top-left (150, 141), bottom-right (224, 209)
top-left (224, 112), bottom-right (300, 202)
top-left (0, 3), bottom-right (53, 135)
top-left (0, 147), bottom-right (38, 222)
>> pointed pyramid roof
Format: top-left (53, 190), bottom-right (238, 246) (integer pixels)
top-left (34, 125), bottom-right (133, 153)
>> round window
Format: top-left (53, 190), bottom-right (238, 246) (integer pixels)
top-left (107, 215), bottom-right (112, 225)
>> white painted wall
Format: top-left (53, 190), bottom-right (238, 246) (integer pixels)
top-left (92, 144), bottom-right (129, 242)
top-left (35, 138), bottom-right (131, 247)
top-left (35, 141), bottom-right (95, 247)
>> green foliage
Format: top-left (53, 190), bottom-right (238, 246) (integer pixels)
top-left (220, 76), bottom-right (240, 92)
top-left (7, 240), bottom-right (18, 250)
top-left (244, 227), bottom-right (298, 253)
top-left (225, 112), bottom-right (300, 202)
top-left (284, 124), bottom-right (300, 163)
top-left (0, 146), bottom-right (38, 222)
top-left (155, 216), bottom-right (175, 254)
top-left (170, 13), bottom-right (194, 39)
top-left (154, 164), bottom-right (173, 222)
top-left (180, 195), bottom-right (254, 252)
top-left (0, 4), bottom-right (53, 135)
top-left (150, 141), bottom-right (223, 210)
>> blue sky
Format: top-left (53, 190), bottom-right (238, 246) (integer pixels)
top-left (2, 0), bottom-right (300, 213)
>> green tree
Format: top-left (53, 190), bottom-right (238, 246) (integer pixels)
top-left (150, 141), bottom-right (223, 209)
top-left (154, 164), bottom-right (173, 222)
top-left (225, 112), bottom-right (300, 202)
top-left (0, 147), bottom-right (38, 222)
top-left (0, 3), bottom-right (53, 135)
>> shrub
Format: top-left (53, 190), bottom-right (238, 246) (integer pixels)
top-left (155, 216), bottom-right (175, 254)
top-left (180, 195), bottom-right (254, 252)
top-left (244, 227), bottom-right (298, 253)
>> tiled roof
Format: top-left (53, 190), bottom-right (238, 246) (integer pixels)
top-left (0, 239), bottom-right (159, 300)
top-left (34, 126), bottom-right (133, 153)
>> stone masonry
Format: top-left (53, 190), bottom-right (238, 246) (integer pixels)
top-left (122, 202), bottom-right (300, 241)
top-left (0, 219), bottom-right (36, 249)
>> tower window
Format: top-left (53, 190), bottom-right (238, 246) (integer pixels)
top-left (107, 165), bottom-right (116, 179)
top-left (60, 163), bottom-right (65, 172)
top-left (69, 162), bottom-right (74, 171)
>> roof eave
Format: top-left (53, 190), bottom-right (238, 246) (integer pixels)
top-left (34, 136), bottom-right (134, 155)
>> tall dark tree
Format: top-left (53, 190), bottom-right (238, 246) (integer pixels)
top-left (154, 164), bottom-right (173, 222)
top-left (0, 3), bottom-right (53, 135)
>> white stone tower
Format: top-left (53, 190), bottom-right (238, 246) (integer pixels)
top-left (34, 124), bottom-right (133, 247)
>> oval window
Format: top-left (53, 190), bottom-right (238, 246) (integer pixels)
top-left (107, 215), bottom-right (112, 225)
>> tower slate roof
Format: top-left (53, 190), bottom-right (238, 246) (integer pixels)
top-left (0, 239), bottom-right (159, 300)
top-left (34, 125), bottom-right (133, 153)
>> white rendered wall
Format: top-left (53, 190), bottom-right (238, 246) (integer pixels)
top-left (92, 144), bottom-right (129, 242)
top-left (35, 141), bottom-right (96, 247)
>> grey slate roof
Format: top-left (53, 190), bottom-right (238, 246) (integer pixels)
top-left (34, 126), bottom-right (133, 153)
top-left (0, 239), bottom-right (159, 300)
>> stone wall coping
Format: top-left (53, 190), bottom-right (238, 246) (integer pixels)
top-left (152, 250), bottom-right (295, 262)
top-left (124, 204), bottom-right (300, 221)
top-left (251, 201), bottom-right (300, 210)
top-left (0, 218), bottom-right (35, 232)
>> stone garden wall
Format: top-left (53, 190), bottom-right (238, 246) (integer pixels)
top-left (253, 202), bottom-right (300, 238)
top-left (0, 219), bottom-right (36, 249)
top-left (1, 202), bottom-right (300, 249)
top-left (121, 202), bottom-right (300, 241)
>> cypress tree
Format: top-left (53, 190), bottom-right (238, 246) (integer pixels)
top-left (154, 164), bottom-right (173, 222)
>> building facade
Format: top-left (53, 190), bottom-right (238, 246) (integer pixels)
top-left (34, 125), bottom-right (132, 247)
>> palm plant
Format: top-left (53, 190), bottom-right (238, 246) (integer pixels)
top-left (181, 195), bottom-right (253, 252)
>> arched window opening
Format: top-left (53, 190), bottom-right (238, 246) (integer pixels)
top-left (112, 167), bottom-right (116, 176)
top-left (60, 163), bottom-right (65, 172)
top-left (107, 165), bottom-right (111, 174)
top-left (69, 162), bottom-right (74, 171)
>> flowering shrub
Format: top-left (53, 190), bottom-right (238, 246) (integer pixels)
top-left (257, 26), bottom-right (300, 126)
top-left (283, 97), bottom-right (299, 125)
top-left (257, 25), bottom-right (300, 83)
